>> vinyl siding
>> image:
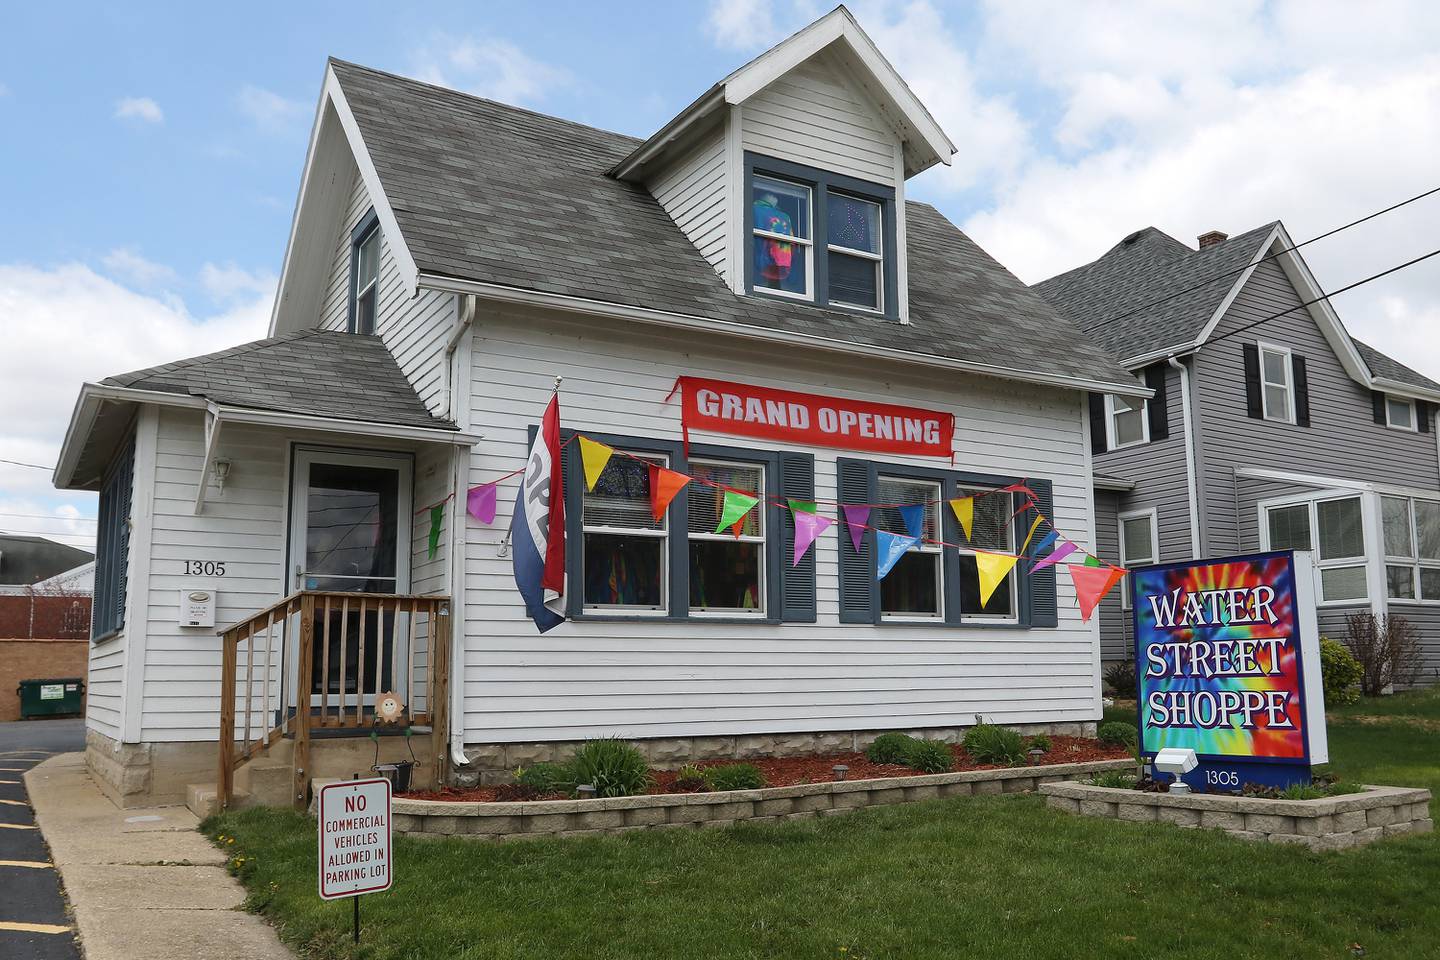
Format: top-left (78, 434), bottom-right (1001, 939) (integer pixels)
top-left (1093, 489), bottom-right (1132, 661)
top-left (1381, 603), bottom-right (1440, 686)
top-left (462, 303), bottom-right (1102, 744)
top-left (647, 129), bottom-right (729, 281)
top-left (740, 50), bottom-right (897, 188)
top-left (86, 636), bottom-right (125, 738)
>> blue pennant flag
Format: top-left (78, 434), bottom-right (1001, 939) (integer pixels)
top-left (898, 504), bottom-right (925, 539)
top-left (876, 531), bottom-right (920, 579)
top-left (1030, 529), bottom-right (1059, 558)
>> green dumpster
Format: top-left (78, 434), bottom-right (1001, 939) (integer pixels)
top-left (17, 677), bottom-right (85, 719)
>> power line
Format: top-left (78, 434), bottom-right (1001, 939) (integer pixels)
top-left (0, 512), bottom-right (98, 524)
top-left (0, 457), bottom-right (53, 471)
top-left (1081, 183), bottom-right (1440, 333)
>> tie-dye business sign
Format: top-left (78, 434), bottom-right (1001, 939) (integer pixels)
top-left (1131, 551), bottom-right (1328, 790)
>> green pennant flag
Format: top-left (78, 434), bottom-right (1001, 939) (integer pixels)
top-left (428, 504), bottom-right (444, 559)
top-left (787, 499), bottom-right (818, 514)
top-left (1083, 553), bottom-right (1102, 567)
top-left (716, 490), bottom-right (761, 537)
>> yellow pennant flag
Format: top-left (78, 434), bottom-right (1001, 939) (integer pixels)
top-left (949, 496), bottom-right (974, 540)
top-left (578, 436), bottom-right (614, 491)
top-left (1019, 513), bottom-right (1044, 555)
top-left (974, 551), bottom-right (1020, 608)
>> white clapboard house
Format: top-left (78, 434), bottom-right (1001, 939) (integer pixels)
top-left (54, 6), bottom-right (1146, 809)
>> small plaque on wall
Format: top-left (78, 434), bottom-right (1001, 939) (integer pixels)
top-left (179, 585), bottom-right (217, 628)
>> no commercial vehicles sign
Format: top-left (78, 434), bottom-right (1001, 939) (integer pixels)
top-left (318, 778), bottom-right (392, 900)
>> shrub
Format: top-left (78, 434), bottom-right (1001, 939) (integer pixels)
top-left (703, 763), bottom-right (766, 792)
top-left (1026, 735), bottom-right (1052, 753)
top-left (1088, 771), bottom-right (1136, 789)
top-left (964, 723), bottom-right (1026, 765)
top-left (513, 762), bottom-right (575, 795)
top-left (671, 764), bottom-right (709, 793)
top-left (1343, 613), bottom-right (1422, 696)
top-left (1319, 636), bottom-right (1363, 706)
top-left (866, 732), bottom-right (919, 765)
top-left (1098, 721), bottom-right (1137, 747)
top-left (570, 737), bottom-right (651, 798)
top-left (906, 739), bottom-right (954, 774)
top-left (1103, 660), bottom-right (1137, 699)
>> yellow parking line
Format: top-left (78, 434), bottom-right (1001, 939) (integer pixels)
top-left (0, 823), bottom-right (35, 830)
top-left (0, 921), bottom-right (71, 935)
top-left (0, 780), bottom-right (18, 785)
top-left (0, 768), bottom-right (25, 773)
top-left (0, 859), bottom-right (51, 869)
top-left (0, 799), bottom-right (26, 807)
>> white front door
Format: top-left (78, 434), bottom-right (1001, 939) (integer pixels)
top-left (288, 447), bottom-right (413, 708)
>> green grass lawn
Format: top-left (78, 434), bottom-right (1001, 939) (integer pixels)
top-left (207, 706), bottom-right (1438, 960)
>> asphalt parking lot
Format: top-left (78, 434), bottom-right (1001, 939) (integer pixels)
top-left (0, 718), bottom-right (84, 960)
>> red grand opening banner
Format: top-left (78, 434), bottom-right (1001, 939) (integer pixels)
top-left (670, 376), bottom-right (955, 458)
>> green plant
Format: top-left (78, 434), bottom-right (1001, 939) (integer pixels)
top-left (703, 763), bottom-right (766, 792)
top-left (570, 737), bottom-right (652, 798)
top-left (1026, 735), bottom-right (1052, 753)
top-left (1103, 660), bottom-right (1137, 699)
top-left (671, 764), bottom-right (710, 793)
top-left (866, 732), bottom-right (919, 765)
top-left (1087, 771), bottom-right (1137, 789)
top-left (1319, 636), bottom-right (1363, 706)
top-left (905, 739), bottom-right (953, 774)
top-left (514, 762), bottom-right (575, 794)
top-left (1345, 612), bottom-right (1423, 696)
top-left (1098, 721), bottom-right (1137, 748)
top-left (963, 723), bottom-right (1026, 765)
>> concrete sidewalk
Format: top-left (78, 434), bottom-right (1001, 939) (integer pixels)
top-left (24, 753), bottom-right (292, 960)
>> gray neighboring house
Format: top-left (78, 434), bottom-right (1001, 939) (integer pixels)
top-left (0, 534), bottom-right (93, 594)
top-left (1036, 223), bottom-right (1440, 682)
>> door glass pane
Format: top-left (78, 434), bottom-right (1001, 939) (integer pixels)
top-left (1382, 497), bottom-right (1413, 558)
top-left (1267, 505), bottom-right (1311, 551)
top-left (304, 463), bottom-right (399, 592)
top-left (1317, 498), bottom-right (1364, 560)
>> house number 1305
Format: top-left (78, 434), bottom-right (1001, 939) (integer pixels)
top-left (183, 560), bottom-right (226, 576)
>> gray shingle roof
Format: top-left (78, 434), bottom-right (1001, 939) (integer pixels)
top-left (104, 329), bottom-right (454, 430)
top-left (1354, 339), bottom-right (1440, 393)
top-left (1033, 224), bottom-right (1278, 363)
top-left (330, 60), bottom-right (1140, 392)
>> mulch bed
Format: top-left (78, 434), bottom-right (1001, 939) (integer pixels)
top-left (401, 736), bottom-right (1130, 803)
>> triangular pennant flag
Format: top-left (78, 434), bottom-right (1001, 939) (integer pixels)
top-left (788, 499), bottom-right (818, 515)
top-left (1019, 514), bottom-right (1044, 555)
top-left (974, 550), bottom-right (1020, 608)
top-left (716, 489), bottom-right (760, 536)
top-left (949, 497), bottom-right (974, 540)
top-left (875, 531), bottom-right (919, 579)
top-left (792, 510), bottom-right (835, 566)
top-left (428, 504), bottom-right (444, 559)
top-left (898, 504), bottom-right (925, 539)
top-left (648, 463), bottom-right (690, 522)
top-left (1069, 563), bottom-right (1127, 622)
top-left (578, 436), bottom-right (614, 492)
top-left (842, 505), bottom-right (871, 552)
top-left (1030, 529), bottom-right (1059, 558)
top-left (1083, 554), bottom-right (1103, 567)
top-left (466, 483), bottom-right (498, 524)
top-left (1031, 541), bottom-right (1078, 573)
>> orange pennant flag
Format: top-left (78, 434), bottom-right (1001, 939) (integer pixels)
top-left (648, 463), bottom-right (690, 522)
top-left (1068, 563), bottom-right (1127, 622)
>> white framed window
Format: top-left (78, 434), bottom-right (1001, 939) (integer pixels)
top-left (956, 486), bottom-right (1018, 622)
top-left (826, 192), bottom-right (883, 312)
top-left (686, 460), bottom-right (766, 616)
top-left (1117, 508), bottom-right (1158, 609)
top-left (1105, 394), bottom-right (1149, 449)
top-left (1385, 395), bottom-right (1417, 432)
top-left (351, 220), bottom-right (380, 335)
top-left (1381, 495), bottom-right (1440, 602)
top-left (877, 477), bottom-right (943, 621)
top-left (1258, 342), bottom-right (1295, 424)
top-left (581, 452), bottom-right (668, 614)
top-left (1263, 494), bottom-right (1367, 603)
top-left (751, 175), bottom-right (813, 301)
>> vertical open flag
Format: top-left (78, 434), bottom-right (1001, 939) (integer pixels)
top-left (510, 394), bottom-right (566, 633)
top-left (790, 503), bottom-right (833, 566)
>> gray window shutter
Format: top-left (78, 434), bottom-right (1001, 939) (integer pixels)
top-left (1087, 394), bottom-right (1108, 454)
top-left (1242, 343), bottom-right (1262, 418)
top-left (779, 453), bottom-right (817, 622)
top-left (1371, 390), bottom-right (1387, 425)
top-left (1420, 401), bottom-right (1432, 433)
top-left (837, 458), bottom-right (875, 624)
top-left (1293, 356), bottom-right (1310, 426)
top-left (1143, 365), bottom-right (1169, 441)
top-left (114, 446), bottom-right (132, 630)
top-left (1027, 479), bottom-right (1058, 628)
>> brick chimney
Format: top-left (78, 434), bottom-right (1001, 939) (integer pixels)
top-left (1197, 230), bottom-right (1229, 249)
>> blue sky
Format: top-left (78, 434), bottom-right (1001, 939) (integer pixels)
top-left (4, 0), bottom-right (1440, 552)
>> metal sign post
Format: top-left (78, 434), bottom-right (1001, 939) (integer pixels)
top-left (318, 776), bottom-right (393, 944)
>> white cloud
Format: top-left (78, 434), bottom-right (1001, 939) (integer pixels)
top-left (705, 0), bottom-right (779, 50)
top-left (412, 37), bottom-right (568, 106)
top-left (114, 96), bottom-right (163, 123)
top-left (237, 85), bottom-right (308, 133)
top-left (101, 248), bottom-right (177, 288)
top-left (200, 261), bottom-right (277, 302)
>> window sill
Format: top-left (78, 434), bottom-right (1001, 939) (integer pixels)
top-left (875, 618), bottom-right (1027, 630)
top-left (572, 613), bottom-right (782, 626)
top-left (91, 628), bottom-right (123, 645)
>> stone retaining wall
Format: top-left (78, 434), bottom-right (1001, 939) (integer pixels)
top-left (395, 759), bottom-right (1132, 840)
top-left (1040, 781), bottom-right (1433, 851)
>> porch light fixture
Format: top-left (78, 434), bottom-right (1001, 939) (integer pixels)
top-left (212, 458), bottom-right (233, 492)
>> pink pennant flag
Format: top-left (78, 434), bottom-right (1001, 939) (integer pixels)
top-left (1069, 563), bottom-right (1127, 622)
top-left (466, 483), bottom-right (498, 524)
top-left (1031, 540), bottom-right (1078, 572)
top-left (792, 511), bottom-right (835, 566)
top-left (841, 505), bottom-right (871, 552)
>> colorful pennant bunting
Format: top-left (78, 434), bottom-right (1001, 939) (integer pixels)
top-left (649, 463), bottom-right (690, 522)
top-left (792, 510), bottom-right (835, 566)
top-left (1030, 529), bottom-right (1059, 558)
top-left (842, 505), bottom-right (871, 552)
top-left (788, 499), bottom-right (818, 515)
top-left (428, 504), bottom-right (444, 559)
top-left (974, 550), bottom-right (1020, 607)
top-left (578, 436), bottom-right (614, 492)
top-left (949, 497), bottom-right (974, 540)
top-left (466, 483), bottom-right (497, 524)
top-left (716, 490), bottom-right (760, 537)
top-left (898, 503), bottom-right (925, 539)
top-left (1083, 554), bottom-right (1103, 567)
top-left (1069, 563), bottom-right (1127, 622)
top-left (1031, 541), bottom-right (1078, 572)
top-left (1019, 514), bottom-right (1044, 555)
top-left (876, 531), bottom-right (919, 579)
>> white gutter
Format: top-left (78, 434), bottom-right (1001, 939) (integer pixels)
top-left (442, 294), bottom-right (476, 421)
top-left (416, 273), bottom-right (1153, 400)
top-left (1169, 357), bottom-right (1202, 559)
top-left (215, 405), bottom-right (481, 446)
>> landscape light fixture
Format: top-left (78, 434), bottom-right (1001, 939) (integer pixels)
top-left (1153, 747), bottom-right (1198, 795)
top-left (832, 764), bottom-right (849, 782)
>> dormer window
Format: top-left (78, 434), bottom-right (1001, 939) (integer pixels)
top-left (1105, 394), bottom-right (1148, 449)
top-left (349, 209), bottom-right (380, 335)
top-left (745, 154), bottom-right (897, 319)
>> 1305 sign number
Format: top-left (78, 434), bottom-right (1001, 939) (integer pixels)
top-left (182, 560), bottom-right (227, 577)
